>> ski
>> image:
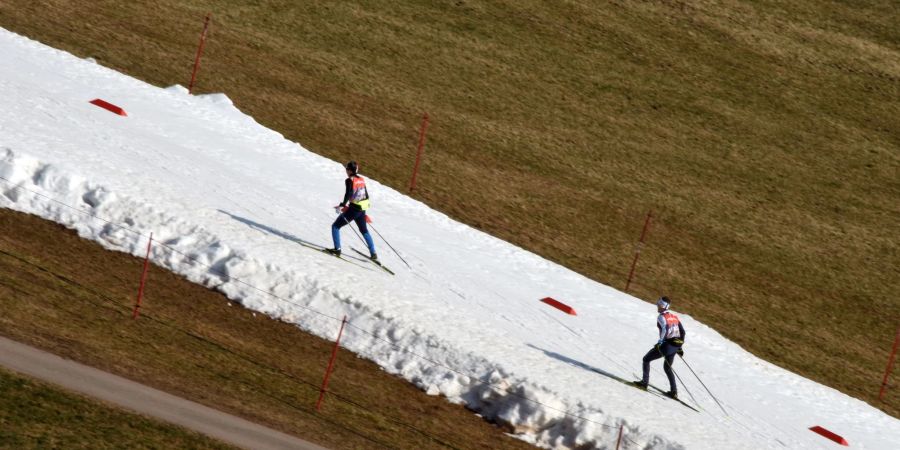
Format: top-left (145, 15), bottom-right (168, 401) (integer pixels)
top-left (593, 369), bottom-right (670, 402)
top-left (648, 384), bottom-right (700, 412)
top-left (351, 248), bottom-right (395, 275)
top-left (627, 375), bottom-right (700, 412)
top-left (630, 383), bottom-right (700, 412)
top-left (294, 240), bottom-right (375, 271)
top-left (623, 380), bottom-right (666, 399)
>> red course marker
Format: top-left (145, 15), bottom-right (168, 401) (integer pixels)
top-left (89, 98), bottom-right (127, 116)
top-left (541, 297), bottom-right (577, 315)
top-left (809, 426), bottom-right (849, 446)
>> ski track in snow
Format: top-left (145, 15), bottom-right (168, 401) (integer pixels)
top-left (1, 28), bottom-right (899, 449)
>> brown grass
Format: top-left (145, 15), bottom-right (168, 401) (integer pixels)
top-left (0, 366), bottom-right (237, 450)
top-left (0, 208), bottom-right (533, 449)
top-left (0, 0), bottom-right (898, 419)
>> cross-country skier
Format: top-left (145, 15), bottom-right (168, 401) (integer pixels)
top-left (326, 161), bottom-right (378, 261)
top-left (633, 296), bottom-right (685, 399)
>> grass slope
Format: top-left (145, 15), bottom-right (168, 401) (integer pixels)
top-left (0, 367), bottom-right (236, 450)
top-left (0, 0), bottom-right (897, 417)
top-left (0, 208), bottom-right (534, 449)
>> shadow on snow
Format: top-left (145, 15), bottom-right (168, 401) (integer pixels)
top-left (217, 209), bottom-right (329, 249)
top-left (527, 343), bottom-right (634, 385)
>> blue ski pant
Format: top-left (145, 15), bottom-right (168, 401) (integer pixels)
top-left (331, 208), bottom-right (376, 256)
top-left (641, 343), bottom-right (679, 392)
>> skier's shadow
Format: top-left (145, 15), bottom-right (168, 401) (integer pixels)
top-left (527, 344), bottom-right (633, 384)
top-left (217, 210), bottom-right (324, 248)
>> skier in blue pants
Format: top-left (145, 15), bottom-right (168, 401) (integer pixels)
top-left (633, 296), bottom-right (686, 399)
top-left (327, 161), bottom-right (378, 260)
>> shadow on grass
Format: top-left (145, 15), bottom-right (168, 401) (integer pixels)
top-left (527, 343), bottom-right (635, 385)
top-left (218, 210), bottom-right (328, 249)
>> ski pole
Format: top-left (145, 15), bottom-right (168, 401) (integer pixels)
top-left (658, 347), bottom-right (699, 407)
top-left (366, 218), bottom-right (412, 270)
top-left (679, 355), bottom-right (729, 416)
top-left (339, 214), bottom-right (369, 249)
top-left (668, 360), bottom-right (700, 407)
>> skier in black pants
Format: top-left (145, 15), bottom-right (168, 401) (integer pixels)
top-left (633, 296), bottom-right (685, 399)
top-left (326, 161), bottom-right (378, 260)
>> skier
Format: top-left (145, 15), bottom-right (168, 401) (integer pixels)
top-left (633, 296), bottom-right (685, 399)
top-left (326, 161), bottom-right (378, 261)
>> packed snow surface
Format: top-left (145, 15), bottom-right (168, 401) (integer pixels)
top-left (1, 28), bottom-right (898, 449)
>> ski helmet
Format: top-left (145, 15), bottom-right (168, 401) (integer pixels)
top-left (657, 296), bottom-right (670, 310)
top-left (346, 161), bottom-right (358, 174)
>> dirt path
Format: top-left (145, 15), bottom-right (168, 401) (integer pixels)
top-left (0, 335), bottom-right (328, 450)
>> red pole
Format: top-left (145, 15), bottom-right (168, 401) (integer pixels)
top-left (408, 112), bottom-right (430, 193)
top-left (316, 315), bottom-right (348, 411)
top-left (188, 13), bottom-right (212, 94)
top-left (879, 324), bottom-right (900, 402)
top-left (615, 424), bottom-right (624, 450)
top-left (132, 233), bottom-right (153, 319)
top-left (625, 210), bottom-right (652, 292)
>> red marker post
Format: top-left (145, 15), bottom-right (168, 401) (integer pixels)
top-left (879, 324), bottom-right (900, 402)
top-left (188, 13), bottom-right (212, 94)
top-left (625, 211), bottom-right (652, 292)
top-left (316, 316), bottom-right (348, 411)
top-left (133, 233), bottom-right (153, 319)
top-left (408, 112), bottom-right (430, 193)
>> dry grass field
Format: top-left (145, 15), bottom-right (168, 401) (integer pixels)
top-left (0, 366), bottom-right (236, 449)
top-left (0, 0), bottom-right (897, 428)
